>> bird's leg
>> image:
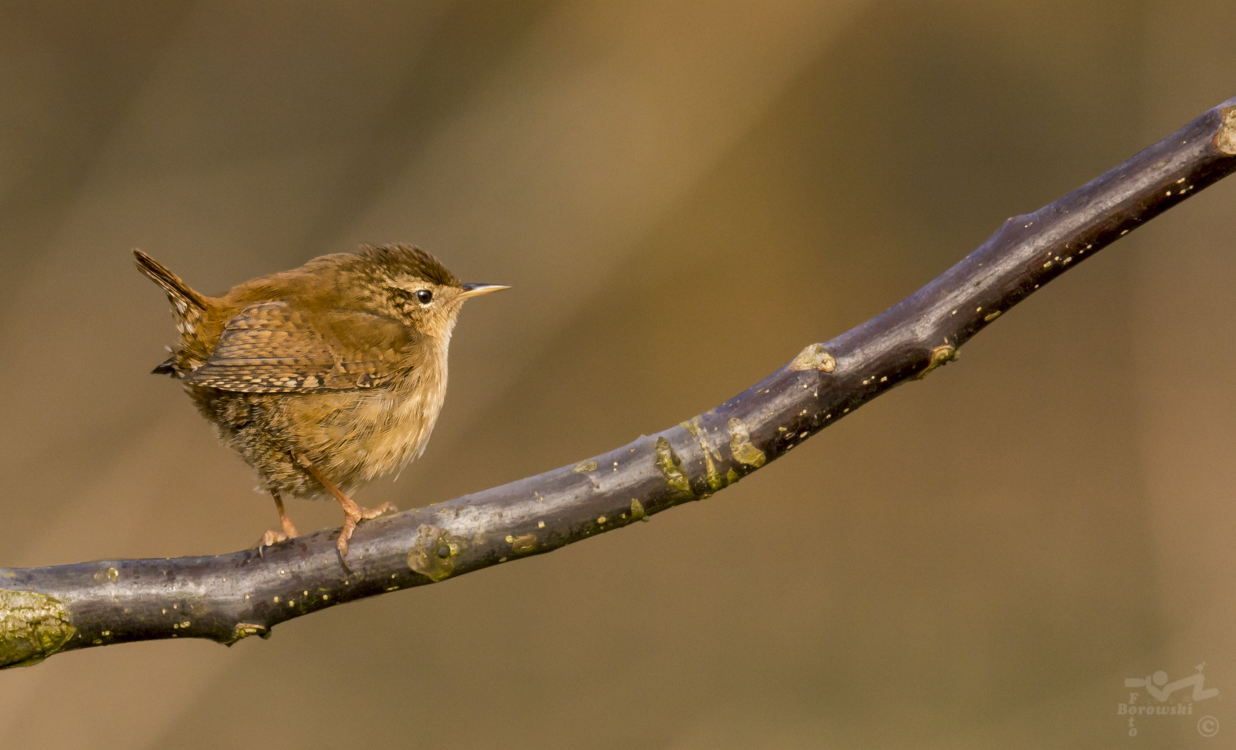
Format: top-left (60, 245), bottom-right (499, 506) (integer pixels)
top-left (258, 490), bottom-right (300, 553)
top-left (275, 491), bottom-right (300, 537)
top-left (295, 454), bottom-right (396, 558)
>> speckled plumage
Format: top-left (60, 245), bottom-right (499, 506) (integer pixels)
top-left (134, 245), bottom-right (506, 555)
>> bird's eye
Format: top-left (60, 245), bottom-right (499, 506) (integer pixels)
top-left (415, 290), bottom-right (433, 305)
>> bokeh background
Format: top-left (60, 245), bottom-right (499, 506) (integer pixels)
top-left (1, 1), bottom-right (1234, 748)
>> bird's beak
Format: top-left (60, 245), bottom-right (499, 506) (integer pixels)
top-left (458, 283), bottom-right (510, 299)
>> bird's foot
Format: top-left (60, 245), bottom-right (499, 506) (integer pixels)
top-left (256, 509), bottom-right (299, 557)
top-left (293, 452), bottom-right (397, 561)
top-left (357, 502), bottom-right (397, 521)
top-left (256, 490), bottom-right (301, 557)
top-left (257, 529), bottom-right (288, 557)
top-left (336, 502), bottom-right (398, 558)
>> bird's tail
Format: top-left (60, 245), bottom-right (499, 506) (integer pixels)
top-left (133, 249), bottom-right (209, 377)
top-left (132, 249), bottom-right (208, 312)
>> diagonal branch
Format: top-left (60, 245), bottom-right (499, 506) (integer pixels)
top-left (4, 97), bottom-right (1236, 670)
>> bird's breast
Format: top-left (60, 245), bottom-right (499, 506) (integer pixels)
top-left (331, 357), bottom-right (448, 483)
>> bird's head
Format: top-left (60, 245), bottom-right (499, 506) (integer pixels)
top-left (353, 244), bottom-right (508, 343)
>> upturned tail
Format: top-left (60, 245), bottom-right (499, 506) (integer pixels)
top-left (133, 249), bottom-right (208, 376)
top-left (132, 249), bottom-right (208, 312)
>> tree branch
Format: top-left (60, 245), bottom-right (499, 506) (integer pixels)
top-left (4, 98), bottom-right (1236, 670)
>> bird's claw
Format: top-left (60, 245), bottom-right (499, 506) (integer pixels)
top-left (358, 502), bottom-right (397, 521)
top-left (257, 529), bottom-right (290, 558)
top-left (336, 502), bottom-right (399, 558)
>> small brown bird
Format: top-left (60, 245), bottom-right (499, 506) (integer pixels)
top-left (134, 245), bottom-right (507, 558)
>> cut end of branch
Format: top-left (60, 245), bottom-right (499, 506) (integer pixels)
top-left (1217, 106), bottom-right (1236, 155)
top-left (0, 589), bottom-right (76, 669)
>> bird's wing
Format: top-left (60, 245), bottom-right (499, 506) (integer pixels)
top-left (182, 302), bottom-right (414, 393)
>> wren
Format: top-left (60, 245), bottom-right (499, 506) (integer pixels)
top-left (134, 244), bottom-right (507, 558)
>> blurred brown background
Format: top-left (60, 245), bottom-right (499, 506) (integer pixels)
top-left (1, 1), bottom-right (1234, 748)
